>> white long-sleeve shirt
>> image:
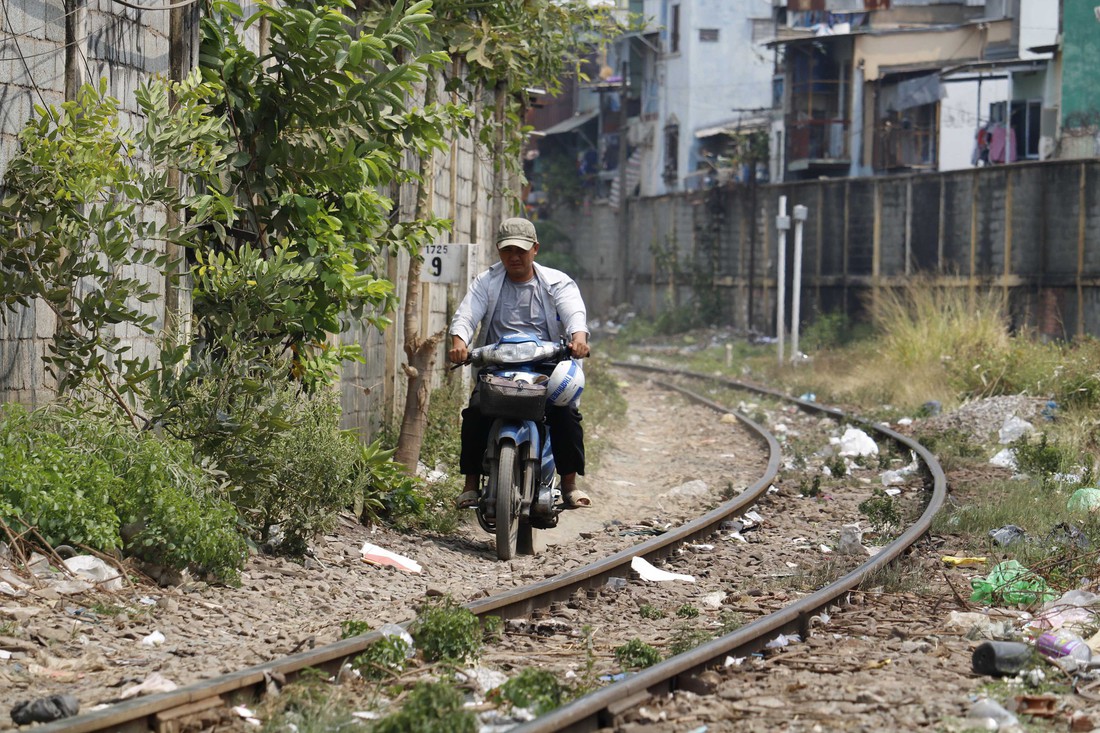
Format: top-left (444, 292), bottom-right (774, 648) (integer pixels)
top-left (449, 261), bottom-right (589, 348)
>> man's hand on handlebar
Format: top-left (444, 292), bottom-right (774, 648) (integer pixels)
top-left (449, 336), bottom-right (469, 365)
top-left (567, 333), bottom-right (590, 360)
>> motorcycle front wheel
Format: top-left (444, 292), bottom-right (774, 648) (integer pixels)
top-left (494, 439), bottom-right (522, 560)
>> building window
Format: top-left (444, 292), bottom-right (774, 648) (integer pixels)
top-left (987, 99), bottom-right (1041, 161)
top-left (1010, 99), bottom-right (1042, 159)
top-left (670, 4), bottom-right (680, 53)
top-left (877, 104), bottom-right (937, 170)
top-left (664, 122), bottom-right (679, 185)
top-left (699, 28), bottom-right (719, 42)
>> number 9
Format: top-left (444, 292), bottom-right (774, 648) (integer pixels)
top-left (431, 256), bottom-right (442, 277)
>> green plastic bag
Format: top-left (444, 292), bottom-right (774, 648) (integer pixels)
top-left (1067, 488), bottom-right (1100, 513)
top-left (970, 560), bottom-right (1057, 606)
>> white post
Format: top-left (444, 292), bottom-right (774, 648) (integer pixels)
top-left (775, 196), bottom-right (790, 366)
top-left (791, 204), bottom-right (808, 363)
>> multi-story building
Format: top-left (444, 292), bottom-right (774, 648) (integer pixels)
top-left (770, 0), bottom-right (1058, 179)
top-left (526, 0), bottom-right (777, 213)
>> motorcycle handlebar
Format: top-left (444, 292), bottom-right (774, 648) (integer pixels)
top-left (450, 339), bottom-right (583, 370)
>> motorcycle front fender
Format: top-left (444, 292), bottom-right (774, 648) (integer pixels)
top-left (487, 418), bottom-right (539, 459)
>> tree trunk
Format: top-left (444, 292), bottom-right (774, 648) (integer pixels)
top-left (394, 78), bottom-right (442, 471)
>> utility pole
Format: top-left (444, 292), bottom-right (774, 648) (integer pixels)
top-left (791, 204), bottom-right (808, 362)
top-left (775, 196), bottom-right (790, 365)
top-left (617, 59), bottom-right (630, 305)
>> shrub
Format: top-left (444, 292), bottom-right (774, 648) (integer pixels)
top-left (802, 311), bottom-right (852, 351)
top-left (264, 387), bottom-right (377, 553)
top-left (154, 358), bottom-right (395, 554)
top-left (35, 404), bottom-right (248, 580)
top-left (0, 406), bottom-right (121, 550)
top-left (0, 403), bottom-right (249, 581)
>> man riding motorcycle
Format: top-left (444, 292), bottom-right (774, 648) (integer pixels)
top-left (448, 217), bottom-right (592, 510)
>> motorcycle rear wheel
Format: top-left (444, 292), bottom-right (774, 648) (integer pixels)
top-left (494, 440), bottom-right (521, 560)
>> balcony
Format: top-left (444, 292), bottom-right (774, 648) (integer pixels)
top-left (786, 117), bottom-right (850, 171)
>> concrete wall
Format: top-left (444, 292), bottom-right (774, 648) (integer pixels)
top-left (854, 20), bottom-right (1013, 82)
top-left (562, 159), bottom-right (1100, 342)
top-left (0, 0), bottom-right (197, 406)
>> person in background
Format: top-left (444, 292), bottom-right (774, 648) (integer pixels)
top-left (448, 217), bottom-right (592, 509)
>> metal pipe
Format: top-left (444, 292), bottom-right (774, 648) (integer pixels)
top-left (791, 204), bottom-right (808, 362)
top-left (776, 196), bottom-right (790, 365)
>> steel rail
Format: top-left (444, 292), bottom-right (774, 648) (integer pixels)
top-left (506, 362), bottom-right (948, 732)
top-left (36, 377), bottom-right (781, 733)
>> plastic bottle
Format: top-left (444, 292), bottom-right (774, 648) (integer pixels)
top-left (972, 640), bottom-right (1033, 676)
top-left (1036, 631), bottom-right (1092, 667)
top-left (967, 698), bottom-right (1018, 729)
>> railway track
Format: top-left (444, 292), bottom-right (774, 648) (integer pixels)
top-left (30, 363), bottom-right (945, 733)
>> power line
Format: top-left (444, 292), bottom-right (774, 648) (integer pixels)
top-left (0, 0), bottom-right (49, 107)
top-left (107, 0), bottom-right (204, 12)
top-left (0, 1), bottom-right (85, 44)
top-left (0, 32), bottom-right (92, 62)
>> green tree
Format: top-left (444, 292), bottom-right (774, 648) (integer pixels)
top-left (388, 0), bottom-right (625, 469)
top-left (0, 77), bottom-right (227, 422)
top-left (190, 0), bottom-right (457, 380)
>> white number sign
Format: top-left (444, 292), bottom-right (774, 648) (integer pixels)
top-left (420, 244), bottom-right (469, 284)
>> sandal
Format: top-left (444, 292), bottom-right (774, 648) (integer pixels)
top-left (455, 490), bottom-right (479, 509)
top-left (561, 486), bottom-right (591, 508)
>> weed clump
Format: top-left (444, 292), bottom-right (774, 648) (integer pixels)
top-left (800, 475), bottom-right (823, 497)
top-left (411, 596), bottom-right (482, 664)
top-left (1012, 433), bottom-right (1090, 488)
top-left (859, 489), bottom-right (900, 532)
top-left (353, 635), bottom-right (411, 681)
top-left (493, 668), bottom-right (566, 715)
top-left (667, 625), bottom-right (713, 656)
top-left (614, 638), bottom-right (662, 670)
top-left (372, 681), bottom-right (475, 733)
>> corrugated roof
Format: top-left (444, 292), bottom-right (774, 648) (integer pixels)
top-left (695, 114), bottom-right (772, 139)
top-left (538, 111), bottom-right (600, 136)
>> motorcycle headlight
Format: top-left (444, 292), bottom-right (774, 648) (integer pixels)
top-left (489, 341), bottom-right (555, 364)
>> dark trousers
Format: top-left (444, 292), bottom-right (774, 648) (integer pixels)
top-left (459, 379), bottom-right (585, 477)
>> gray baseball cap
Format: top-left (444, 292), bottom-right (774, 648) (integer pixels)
top-left (496, 217), bottom-right (538, 251)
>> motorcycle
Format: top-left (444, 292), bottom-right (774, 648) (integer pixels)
top-left (458, 333), bottom-right (584, 560)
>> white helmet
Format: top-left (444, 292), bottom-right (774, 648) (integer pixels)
top-left (547, 359), bottom-right (585, 406)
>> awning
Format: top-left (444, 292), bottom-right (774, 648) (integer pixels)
top-left (539, 111), bottom-right (599, 136)
top-left (879, 74), bottom-right (944, 113)
top-left (695, 113), bottom-right (771, 139)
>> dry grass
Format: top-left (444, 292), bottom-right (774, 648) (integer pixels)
top-left (871, 282), bottom-right (1012, 369)
top-left (770, 282), bottom-right (1066, 413)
